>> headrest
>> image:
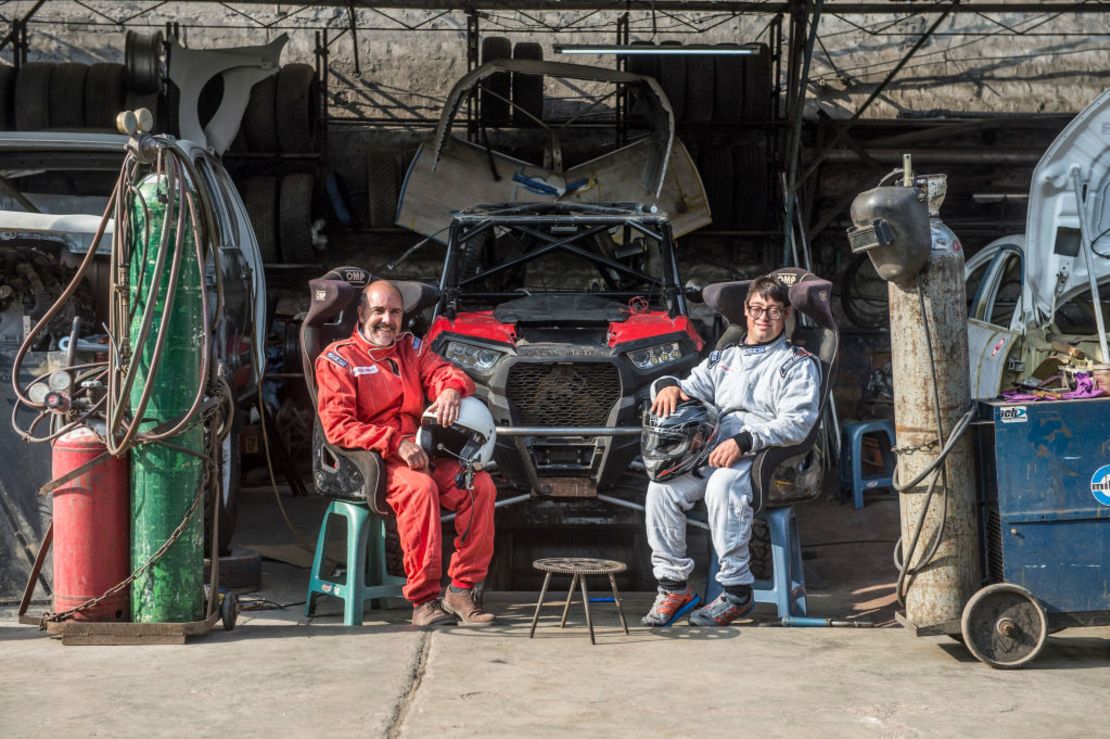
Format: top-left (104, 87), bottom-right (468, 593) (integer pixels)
top-left (703, 268), bottom-right (836, 332)
top-left (306, 267), bottom-right (440, 327)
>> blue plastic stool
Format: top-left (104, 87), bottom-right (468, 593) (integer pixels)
top-left (305, 500), bottom-right (405, 625)
top-left (706, 506), bottom-right (807, 618)
top-left (839, 419), bottom-right (896, 510)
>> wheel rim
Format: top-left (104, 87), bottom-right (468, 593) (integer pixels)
top-left (961, 583), bottom-right (1047, 669)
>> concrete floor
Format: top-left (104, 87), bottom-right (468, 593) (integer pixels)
top-left (2, 487), bottom-right (1109, 737)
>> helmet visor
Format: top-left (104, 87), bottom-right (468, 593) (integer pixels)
top-left (641, 426), bottom-right (691, 459)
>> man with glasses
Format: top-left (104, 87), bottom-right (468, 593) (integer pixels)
top-left (641, 275), bottom-right (821, 626)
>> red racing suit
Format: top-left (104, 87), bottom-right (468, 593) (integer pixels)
top-left (315, 328), bottom-right (496, 605)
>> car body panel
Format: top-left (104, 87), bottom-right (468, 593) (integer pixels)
top-left (1023, 87), bottom-right (1110, 329)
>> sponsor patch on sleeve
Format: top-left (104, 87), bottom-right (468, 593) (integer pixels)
top-left (411, 337), bottom-right (422, 351)
top-left (325, 351), bottom-right (349, 369)
top-left (352, 365), bottom-right (379, 376)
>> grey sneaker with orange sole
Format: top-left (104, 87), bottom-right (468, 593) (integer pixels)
top-left (688, 591), bottom-right (754, 626)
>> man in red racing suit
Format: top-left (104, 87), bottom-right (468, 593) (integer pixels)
top-left (315, 280), bottom-right (496, 626)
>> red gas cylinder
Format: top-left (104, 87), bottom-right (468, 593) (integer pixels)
top-left (52, 426), bottom-right (130, 622)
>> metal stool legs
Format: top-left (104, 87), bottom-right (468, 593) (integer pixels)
top-left (529, 569), bottom-right (629, 643)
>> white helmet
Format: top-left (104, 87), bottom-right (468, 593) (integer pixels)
top-left (418, 396), bottom-right (497, 466)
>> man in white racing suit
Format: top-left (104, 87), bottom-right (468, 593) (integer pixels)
top-left (642, 275), bottom-right (821, 627)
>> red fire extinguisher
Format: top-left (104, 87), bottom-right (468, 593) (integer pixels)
top-left (52, 426), bottom-right (130, 622)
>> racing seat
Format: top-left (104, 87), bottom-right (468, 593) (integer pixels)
top-left (700, 267), bottom-right (838, 617)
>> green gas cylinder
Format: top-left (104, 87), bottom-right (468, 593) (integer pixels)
top-left (129, 172), bottom-right (205, 623)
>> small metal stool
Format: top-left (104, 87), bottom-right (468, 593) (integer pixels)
top-left (529, 557), bottom-right (629, 644)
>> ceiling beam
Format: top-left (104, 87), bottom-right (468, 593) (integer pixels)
top-left (181, 1), bottom-right (1110, 13)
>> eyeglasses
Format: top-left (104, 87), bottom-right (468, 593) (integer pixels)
top-left (746, 305), bottom-right (786, 320)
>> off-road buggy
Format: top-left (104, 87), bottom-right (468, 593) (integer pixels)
top-left (423, 201), bottom-right (705, 586)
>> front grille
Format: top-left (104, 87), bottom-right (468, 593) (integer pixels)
top-left (985, 505), bottom-right (1004, 584)
top-left (506, 363), bottom-right (621, 427)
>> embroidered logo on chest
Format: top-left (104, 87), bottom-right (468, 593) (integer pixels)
top-left (352, 365), bottom-right (379, 376)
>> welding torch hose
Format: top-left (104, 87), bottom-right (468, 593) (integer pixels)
top-left (8, 136), bottom-right (224, 457)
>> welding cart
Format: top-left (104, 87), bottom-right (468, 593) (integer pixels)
top-left (966, 397), bottom-right (1110, 667)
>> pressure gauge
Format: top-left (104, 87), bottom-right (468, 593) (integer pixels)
top-left (48, 370), bottom-right (72, 393)
top-left (27, 381), bottom-right (49, 405)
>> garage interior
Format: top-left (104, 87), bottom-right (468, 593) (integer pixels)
top-left (1, 1), bottom-right (1109, 733)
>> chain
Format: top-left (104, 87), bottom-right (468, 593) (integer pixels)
top-left (37, 380), bottom-right (231, 629)
top-left (891, 438), bottom-right (939, 456)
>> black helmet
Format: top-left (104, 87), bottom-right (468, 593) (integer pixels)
top-left (641, 398), bottom-right (719, 482)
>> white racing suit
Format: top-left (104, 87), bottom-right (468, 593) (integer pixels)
top-left (645, 332), bottom-right (821, 588)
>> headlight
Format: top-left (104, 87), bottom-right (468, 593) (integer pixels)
top-left (444, 341), bottom-right (505, 373)
top-left (627, 341), bottom-right (684, 370)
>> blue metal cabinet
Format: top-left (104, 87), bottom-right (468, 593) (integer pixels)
top-left (976, 398), bottom-right (1110, 618)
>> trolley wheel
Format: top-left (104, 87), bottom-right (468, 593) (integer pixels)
top-left (221, 590), bottom-right (239, 631)
top-left (960, 583), bottom-right (1047, 669)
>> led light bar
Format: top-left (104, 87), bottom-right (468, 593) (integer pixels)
top-left (554, 44), bottom-right (759, 56)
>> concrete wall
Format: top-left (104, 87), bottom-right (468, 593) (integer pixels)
top-left (15, 3), bottom-right (1110, 121)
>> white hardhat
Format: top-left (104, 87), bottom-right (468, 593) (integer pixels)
top-left (418, 396), bottom-right (497, 466)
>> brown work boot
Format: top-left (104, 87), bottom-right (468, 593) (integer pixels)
top-left (442, 585), bottom-right (496, 624)
top-left (412, 599), bottom-right (457, 628)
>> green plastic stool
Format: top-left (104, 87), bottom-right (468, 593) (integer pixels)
top-left (305, 500), bottom-right (405, 625)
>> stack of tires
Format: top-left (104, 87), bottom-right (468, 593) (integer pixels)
top-left (627, 42), bottom-right (774, 232)
top-left (240, 173), bottom-right (318, 265)
top-left (230, 61), bottom-right (322, 265)
top-left (0, 31), bottom-right (166, 132)
top-left (479, 36), bottom-right (544, 127)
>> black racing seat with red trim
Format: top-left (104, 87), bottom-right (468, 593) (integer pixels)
top-left (700, 267), bottom-right (838, 512)
top-left (299, 266), bottom-right (439, 514)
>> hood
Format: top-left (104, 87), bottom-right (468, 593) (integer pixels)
top-left (432, 59), bottom-right (674, 198)
top-left (1023, 87), bottom-right (1110, 328)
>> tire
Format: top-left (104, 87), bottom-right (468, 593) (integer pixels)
top-left (48, 63), bottom-right (88, 129)
top-left (125, 30), bottom-right (163, 94)
top-left (276, 63), bottom-right (318, 153)
top-left (684, 55), bottom-right (714, 124)
top-left (203, 413), bottom-right (241, 556)
top-left (655, 42), bottom-right (686, 124)
top-left (840, 252), bottom-right (889, 330)
top-left (512, 41), bottom-right (543, 127)
top-left (15, 62), bottom-right (52, 131)
top-left (242, 176), bottom-right (279, 264)
top-left (713, 51), bottom-right (743, 125)
top-left (699, 147), bottom-right (734, 229)
top-left (204, 547), bottom-right (262, 592)
top-left (732, 142), bottom-right (770, 231)
top-left (0, 65), bottom-right (15, 130)
top-left (742, 43), bottom-right (772, 121)
top-left (480, 36), bottom-right (512, 126)
top-left (243, 74), bottom-right (278, 153)
top-left (366, 149), bottom-right (399, 229)
top-left (749, 514), bottom-right (772, 582)
top-left (278, 173), bottom-right (315, 263)
top-left (84, 62), bottom-right (126, 130)
top-left (384, 516), bottom-right (404, 579)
